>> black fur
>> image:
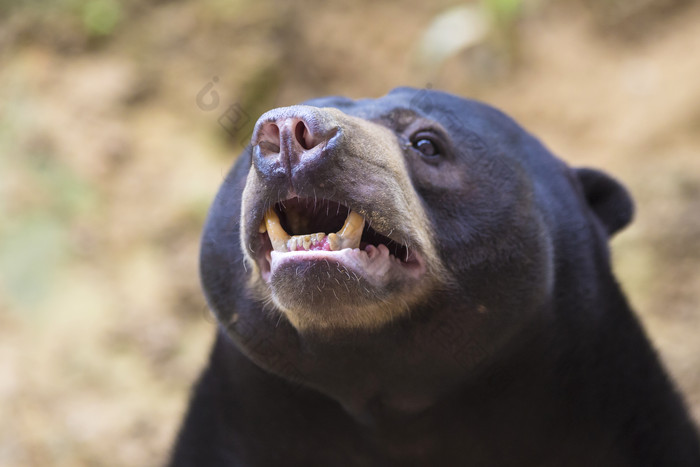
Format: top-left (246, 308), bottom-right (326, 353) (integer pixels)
top-left (169, 88), bottom-right (700, 466)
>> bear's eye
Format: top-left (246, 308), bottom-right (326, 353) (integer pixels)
top-left (410, 133), bottom-right (442, 161)
top-left (414, 138), bottom-right (437, 156)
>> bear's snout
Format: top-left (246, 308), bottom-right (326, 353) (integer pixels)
top-left (251, 105), bottom-right (340, 183)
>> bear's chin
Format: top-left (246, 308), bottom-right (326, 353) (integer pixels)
top-left (265, 250), bottom-right (426, 332)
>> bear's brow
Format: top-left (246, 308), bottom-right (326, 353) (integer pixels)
top-left (373, 108), bottom-right (418, 131)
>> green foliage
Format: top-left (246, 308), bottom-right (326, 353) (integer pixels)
top-left (0, 126), bottom-right (97, 312)
top-left (0, 214), bottom-right (67, 310)
top-left (0, 0), bottom-right (123, 37)
top-left (81, 0), bottom-right (123, 36)
top-left (482, 0), bottom-right (522, 26)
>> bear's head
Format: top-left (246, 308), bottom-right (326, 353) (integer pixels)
top-left (199, 88), bottom-right (633, 416)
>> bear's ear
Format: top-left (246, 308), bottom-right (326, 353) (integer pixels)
top-left (574, 168), bottom-right (635, 237)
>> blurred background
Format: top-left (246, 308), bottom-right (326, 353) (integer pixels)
top-left (1, 0), bottom-right (699, 464)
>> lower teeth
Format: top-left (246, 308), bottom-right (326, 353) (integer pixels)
top-left (288, 232), bottom-right (327, 251)
top-left (261, 208), bottom-right (365, 253)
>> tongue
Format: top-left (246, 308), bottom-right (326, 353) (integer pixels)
top-left (261, 209), bottom-right (365, 252)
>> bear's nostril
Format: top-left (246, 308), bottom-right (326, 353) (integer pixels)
top-left (259, 139), bottom-right (280, 153)
top-left (258, 122), bottom-right (281, 153)
top-left (294, 120), bottom-right (313, 150)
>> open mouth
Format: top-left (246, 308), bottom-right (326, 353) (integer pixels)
top-left (255, 197), bottom-right (424, 282)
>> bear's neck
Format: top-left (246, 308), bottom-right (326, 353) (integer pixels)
top-left (200, 235), bottom-right (700, 465)
top-left (204, 286), bottom-right (699, 466)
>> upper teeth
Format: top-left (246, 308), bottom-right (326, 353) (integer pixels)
top-left (260, 209), bottom-right (365, 252)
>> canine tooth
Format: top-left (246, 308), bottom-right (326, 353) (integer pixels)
top-left (337, 210), bottom-right (365, 249)
top-left (338, 210), bottom-right (364, 237)
top-left (259, 222), bottom-right (266, 233)
top-left (264, 209), bottom-right (290, 252)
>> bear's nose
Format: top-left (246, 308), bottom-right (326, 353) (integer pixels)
top-left (251, 105), bottom-right (338, 181)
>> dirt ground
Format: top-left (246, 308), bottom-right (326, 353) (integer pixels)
top-left (1, 0), bottom-right (699, 465)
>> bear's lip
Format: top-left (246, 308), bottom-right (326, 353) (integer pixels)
top-left (252, 197), bottom-right (426, 283)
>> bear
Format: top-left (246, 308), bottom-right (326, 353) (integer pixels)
top-left (168, 88), bottom-right (700, 466)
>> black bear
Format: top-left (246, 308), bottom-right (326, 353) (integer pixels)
top-left (169, 88), bottom-right (700, 466)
